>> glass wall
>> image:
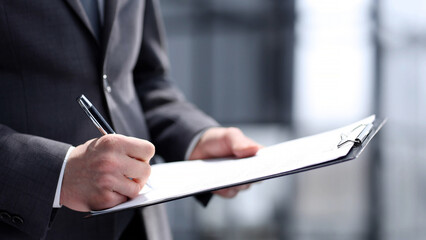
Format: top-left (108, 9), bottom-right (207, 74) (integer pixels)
top-left (162, 0), bottom-right (295, 124)
top-left (157, 0), bottom-right (426, 239)
top-left (379, 0), bottom-right (426, 239)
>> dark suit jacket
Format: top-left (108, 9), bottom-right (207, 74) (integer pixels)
top-left (0, 0), bottom-right (217, 239)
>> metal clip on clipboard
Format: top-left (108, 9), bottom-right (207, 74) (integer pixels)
top-left (337, 123), bottom-right (374, 148)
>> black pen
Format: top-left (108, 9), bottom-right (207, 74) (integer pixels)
top-left (77, 94), bottom-right (115, 135)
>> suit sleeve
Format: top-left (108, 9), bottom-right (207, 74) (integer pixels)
top-left (0, 125), bottom-right (71, 239)
top-left (133, 0), bottom-right (219, 162)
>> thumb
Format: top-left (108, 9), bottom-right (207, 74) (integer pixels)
top-left (225, 128), bottom-right (261, 158)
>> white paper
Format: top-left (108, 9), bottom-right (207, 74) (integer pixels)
top-left (91, 115), bottom-right (375, 215)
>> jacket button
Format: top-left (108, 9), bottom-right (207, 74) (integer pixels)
top-left (12, 216), bottom-right (24, 225)
top-left (103, 74), bottom-right (112, 93)
top-left (0, 212), bottom-right (11, 221)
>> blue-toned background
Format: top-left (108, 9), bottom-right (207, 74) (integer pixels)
top-left (158, 0), bottom-right (426, 239)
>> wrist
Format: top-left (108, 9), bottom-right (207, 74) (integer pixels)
top-left (53, 146), bottom-right (74, 208)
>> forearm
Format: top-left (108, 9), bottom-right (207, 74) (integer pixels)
top-left (0, 125), bottom-right (71, 239)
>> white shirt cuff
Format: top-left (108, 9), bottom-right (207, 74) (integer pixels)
top-left (184, 129), bottom-right (209, 160)
top-left (53, 146), bottom-right (74, 208)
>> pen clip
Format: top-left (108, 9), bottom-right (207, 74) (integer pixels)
top-left (338, 123), bottom-right (374, 148)
top-left (77, 95), bottom-right (108, 135)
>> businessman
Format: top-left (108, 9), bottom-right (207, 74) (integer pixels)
top-left (0, 0), bottom-right (260, 239)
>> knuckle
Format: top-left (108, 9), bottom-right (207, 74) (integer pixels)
top-left (143, 164), bottom-right (152, 177)
top-left (90, 189), bottom-right (125, 210)
top-left (226, 127), bottom-right (242, 136)
top-left (99, 191), bottom-right (115, 206)
top-left (90, 191), bottom-right (116, 210)
top-left (139, 164), bottom-right (151, 179)
top-left (85, 138), bottom-right (97, 147)
top-left (97, 174), bottom-right (115, 190)
top-left (134, 163), bottom-right (151, 179)
top-left (93, 157), bottom-right (118, 174)
top-left (98, 135), bottom-right (120, 151)
top-left (142, 140), bottom-right (156, 158)
top-left (129, 183), bottom-right (140, 197)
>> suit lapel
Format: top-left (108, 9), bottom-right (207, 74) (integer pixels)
top-left (101, 0), bottom-right (119, 61)
top-left (63, 0), bottom-right (100, 44)
top-left (64, 0), bottom-right (119, 61)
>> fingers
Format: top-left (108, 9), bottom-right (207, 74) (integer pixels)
top-left (111, 175), bottom-right (146, 199)
top-left (213, 189), bottom-right (239, 198)
top-left (121, 136), bottom-right (155, 163)
top-left (91, 170), bottom-right (147, 209)
top-left (213, 184), bottom-right (251, 198)
top-left (90, 191), bottom-right (128, 211)
top-left (121, 155), bottom-right (152, 180)
top-left (62, 135), bottom-right (155, 212)
top-left (236, 184), bottom-right (251, 191)
top-left (95, 135), bottom-right (152, 197)
top-left (189, 127), bottom-right (261, 160)
top-left (96, 134), bottom-right (155, 163)
top-left (224, 128), bottom-right (261, 158)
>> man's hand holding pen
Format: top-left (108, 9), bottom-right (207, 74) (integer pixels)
top-left (70, 95), bottom-right (262, 212)
top-left (61, 134), bottom-right (155, 212)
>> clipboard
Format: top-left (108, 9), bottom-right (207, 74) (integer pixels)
top-left (88, 115), bottom-right (386, 217)
top-left (264, 117), bottom-right (386, 180)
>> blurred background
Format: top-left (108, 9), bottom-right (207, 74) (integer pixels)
top-left (156, 0), bottom-right (426, 239)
